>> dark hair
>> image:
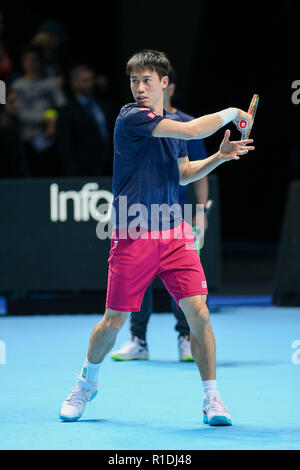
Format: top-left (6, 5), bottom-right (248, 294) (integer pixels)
top-left (168, 66), bottom-right (176, 86)
top-left (126, 49), bottom-right (171, 79)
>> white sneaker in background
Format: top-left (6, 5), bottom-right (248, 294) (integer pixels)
top-left (178, 335), bottom-right (194, 362)
top-left (110, 336), bottom-right (149, 361)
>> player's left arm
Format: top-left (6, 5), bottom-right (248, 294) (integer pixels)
top-left (178, 129), bottom-right (254, 186)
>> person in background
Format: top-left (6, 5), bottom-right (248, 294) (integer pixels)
top-left (31, 20), bottom-right (110, 101)
top-left (110, 66), bottom-right (209, 362)
top-left (56, 65), bottom-right (113, 177)
top-left (0, 88), bottom-right (27, 177)
top-left (11, 44), bottom-right (66, 176)
top-left (31, 20), bottom-right (74, 90)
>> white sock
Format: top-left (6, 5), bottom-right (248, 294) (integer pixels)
top-left (80, 358), bottom-right (100, 385)
top-left (203, 380), bottom-right (220, 399)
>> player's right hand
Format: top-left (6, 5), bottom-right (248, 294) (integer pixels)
top-left (233, 109), bottom-right (253, 134)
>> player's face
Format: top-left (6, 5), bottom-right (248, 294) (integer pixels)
top-left (130, 68), bottom-right (168, 110)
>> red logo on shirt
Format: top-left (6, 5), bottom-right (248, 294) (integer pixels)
top-left (147, 112), bottom-right (156, 119)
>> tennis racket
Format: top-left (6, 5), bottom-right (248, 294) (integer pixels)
top-left (240, 94), bottom-right (259, 140)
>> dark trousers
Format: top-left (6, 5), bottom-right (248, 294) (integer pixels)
top-left (130, 283), bottom-right (190, 341)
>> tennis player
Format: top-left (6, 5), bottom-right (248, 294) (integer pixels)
top-left (110, 66), bottom-right (209, 362)
top-left (59, 49), bottom-right (254, 426)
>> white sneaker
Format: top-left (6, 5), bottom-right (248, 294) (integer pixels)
top-left (178, 336), bottom-right (194, 362)
top-left (59, 376), bottom-right (98, 422)
top-left (203, 395), bottom-right (232, 426)
top-left (110, 336), bottom-right (149, 361)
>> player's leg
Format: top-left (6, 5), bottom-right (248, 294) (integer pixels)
top-left (111, 284), bottom-right (152, 361)
top-left (88, 308), bottom-right (131, 363)
top-left (59, 308), bottom-right (130, 422)
top-left (179, 294), bottom-right (231, 426)
top-left (59, 232), bottom-right (158, 421)
top-left (159, 222), bottom-right (231, 425)
top-left (179, 295), bottom-right (215, 379)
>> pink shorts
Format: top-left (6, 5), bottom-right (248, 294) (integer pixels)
top-left (105, 221), bottom-right (208, 312)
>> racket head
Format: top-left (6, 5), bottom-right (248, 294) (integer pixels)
top-left (241, 94), bottom-right (259, 140)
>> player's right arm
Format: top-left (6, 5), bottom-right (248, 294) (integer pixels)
top-left (152, 108), bottom-right (252, 140)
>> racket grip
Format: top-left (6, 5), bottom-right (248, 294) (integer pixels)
top-left (192, 226), bottom-right (201, 256)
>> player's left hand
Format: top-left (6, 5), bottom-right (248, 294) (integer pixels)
top-left (219, 129), bottom-right (255, 160)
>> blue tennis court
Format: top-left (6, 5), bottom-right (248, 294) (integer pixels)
top-left (1, 304), bottom-right (299, 450)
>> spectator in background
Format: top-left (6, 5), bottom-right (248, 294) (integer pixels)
top-left (165, 68), bottom-right (209, 238)
top-left (0, 89), bottom-right (27, 177)
top-left (56, 65), bottom-right (113, 177)
top-left (0, 11), bottom-right (13, 81)
top-left (31, 20), bottom-right (74, 89)
top-left (11, 45), bottom-right (66, 176)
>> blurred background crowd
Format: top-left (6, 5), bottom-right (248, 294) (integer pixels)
top-left (0, 12), bottom-right (116, 179)
top-left (0, 2), bottom-right (295, 257)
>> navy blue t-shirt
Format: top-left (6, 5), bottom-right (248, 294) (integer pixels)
top-left (112, 103), bottom-right (188, 230)
top-left (175, 109), bottom-right (207, 207)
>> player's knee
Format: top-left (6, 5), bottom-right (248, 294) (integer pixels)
top-left (186, 304), bottom-right (209, 325)
top-left (103, 312), bottom-right (128, 331)
top-left (196, 305), bottom-right (210, 323)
